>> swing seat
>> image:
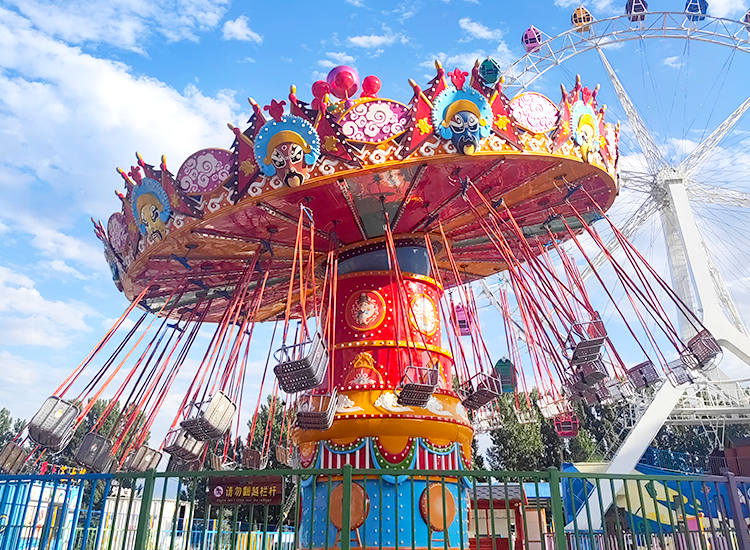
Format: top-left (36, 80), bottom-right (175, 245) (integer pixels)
top-left (493, 358), bottom-right (517, 393)
top-left (243, 448), bottom-right (263, 469)
top-left (460, 373), bottom-right (501, 410)
top-left (553, 411), bottom-right (579, 437)
top-left (181, 390), bottom-right (236, 441)
top-left (296, 389), bottom-right (338, 430)
top-left (396, 365), bottom-right (439, 407)
top-left (0, 442), bottom-right (29, 474)
top-left (685, 329), bottom-right (721, 369)
top-left (28, 397), bottom-right (81, 452)
top-left (627, 360), bottom-right (661, 389)
top-left (667, 359), bottom-right (693, 386)
top-left (568, 316), bottom-right (607, 366)
top-left (164, 428), bottom-right (206, 462)
top-left (452, 304), bottom-right (472, 336)
top-left (124, 446), bottom-right (162, 472)
top-left (576, 359), bottom-right (608, 386)
top-left (75, 432), bottom-right (114, 473)
top-left (208, 453), bottom-right (237, 471)
top-left (166, 455), bottom-right (200, 473)
top-left (538, 395), bottom-right (567, 419)
top-left (603, 378), bottom-right (634, 403)
top-left (274, 332), bottom-right (329, 393)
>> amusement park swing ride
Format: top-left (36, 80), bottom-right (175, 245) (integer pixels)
top-left (1, 0), bottom-right (750, 544)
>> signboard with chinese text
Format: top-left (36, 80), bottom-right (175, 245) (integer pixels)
top-left (208, 476), bottom-right (283, 506)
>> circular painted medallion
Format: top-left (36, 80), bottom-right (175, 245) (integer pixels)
top-left (409, 293), bottom-right (438, 336)
top-left (339, 99), bottom-right (409, 143)
top-left (345, 290), bottom-right (386, 331)
top-left (510, 92), bottom-right (558, 134)
top-left (176, 148), bottom-right (233, 195)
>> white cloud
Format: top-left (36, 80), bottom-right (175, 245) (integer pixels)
top-left (222, 15), bottom-right (262, 43)
top-left (347, 31), bottom-right (407, 48)
top-left (663, 56), bottom-right (684, 69)
top-left (41, 259), bottom-right (89, 280)
top-left (708, 0), bottom-right (748, 18)
top-left (553, 0), bottom-right (615, 11)
top-left (0, 265), bottom-right (95, 348)
top-left (4, 0), bottom-right (230, 53)
top-left (0, 351), bottom-right (40, 385)
top-left (345, 0), bottom-right (365, 6)
top-left (318, 51), bottom-right (356, 69)
top-left (0, 6), bottom-right (241, 226)
top-left (458, 18), bottom-right (503, 41)
top-left (422, 42), bottom-right (516, 73)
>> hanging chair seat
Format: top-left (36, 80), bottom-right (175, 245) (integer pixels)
top-left (575, 359), bottom-right (608, 386)
top-left (493, 358), bottom-right (517, 393)
top-left (538, 395), bottom-right (567, 419)
top-left (0, 442), bottom-right (29, 475)
top-left (667, 359), bottom-right (693, 386)
top-left (554, 411), bottom-right (580, 438)
top-left (124, 446), bottom-right (162, 472)
top-left (28, 397), bottom-right (81, 453)
top-left (166, 455), bottom-right (200, 473)
top-left (208, 453), bottom-right (237, 471)
top-left (603, 378), bottom-right (634, 403)
top-left (273, 332), bottom-right (328, 393)
top-left (296, 389), bottom-right (337, 431)
top-left (243, 448), bottom-right (263, 469)
top-left (164, 428), bottom-right (206, 462)
top-left (460, 373), bottom-right (501, 411)
top-left (75, 432), bottom-right (114, 473)
top-left (627, 360), bottom-right (661, 389)
top-left (181, 390), bottom-right (236, 441)
top-left (396, 365), bottom-right (439, 407)
top-left (684, 329), bottom-right (721, 369)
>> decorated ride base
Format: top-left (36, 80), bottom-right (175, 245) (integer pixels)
top-left (91, 61), bottom-right (618, 550)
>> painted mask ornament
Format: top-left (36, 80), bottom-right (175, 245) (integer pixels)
top-left (571, 100), bottom-right (600, 161)
top-left (131, 177), bottom-right (172, 244)
top-left (254, 112), bottom-right (321, 188)
top-left (431, 86), bottom-right (492, 155)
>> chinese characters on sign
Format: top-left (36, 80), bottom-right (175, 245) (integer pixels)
top-left (208, 476), bottom-right (284, 506)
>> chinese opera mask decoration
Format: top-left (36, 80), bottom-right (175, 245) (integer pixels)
top-left (254, 111), bottom-right (321, 188)
top-left (131, 177), bottom-right (172, 244)
top-left (571, 100), bottom-right (600, 161)
top-left (431, 86), bottom-right (492, 155)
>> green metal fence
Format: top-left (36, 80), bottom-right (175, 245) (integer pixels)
top-left (1, 466), bottom-right (748, 550)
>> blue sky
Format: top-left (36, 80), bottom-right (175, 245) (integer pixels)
top-left (1, 0), bottom-right (750, 443)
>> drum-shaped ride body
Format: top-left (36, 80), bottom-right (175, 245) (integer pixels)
top-left (295, 241), bottom-right (473, 550)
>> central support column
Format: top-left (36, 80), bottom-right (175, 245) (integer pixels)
top-left (295, 238), bottom-right (473, 550)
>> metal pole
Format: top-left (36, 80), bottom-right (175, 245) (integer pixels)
top-left (547, 468), bottom-right (567, 550)
top-left (133, 471), bottom-right (156, 550)
top-left (724, 472), bottom-right (750, 550)
top-left (341, 465), bottom-right (352, 550)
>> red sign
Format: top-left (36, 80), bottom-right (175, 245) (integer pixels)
top-left (208, 476), bottom-right (283, 506)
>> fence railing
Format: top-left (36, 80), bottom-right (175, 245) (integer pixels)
top-left (1, 466), bottom-right (749, 550)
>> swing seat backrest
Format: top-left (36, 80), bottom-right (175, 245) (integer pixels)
top-left (28, 397), bottom-right (81, 452)
top-left (686, 329), bottom-right (721, 367)
top-left (627, 360), bottom-right (660, 388)
top-left (296, 388), bottom-right (337, 430)
top-left (164, 428), bottom-right (206, 461)
top-left (75, 432), bottom-right (114, 473)
top-left (274, 332), bottom-right (328, 393)
top-left (181, 390), bottom-right (236, 441)
top-left (0, 442), bottom-right (29, 475)
top-left (125, 446), bottom-right (162, 472)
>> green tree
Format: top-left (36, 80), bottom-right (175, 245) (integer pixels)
top-left (0, 408), bottom-right (26, 449)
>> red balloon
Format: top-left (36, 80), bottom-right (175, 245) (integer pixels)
top-left (361, 75), bottom-right (381, 97)
top-left (327, 66), bottom-right (360, 99)
top-left (311, 80), bottom-right (330, 99)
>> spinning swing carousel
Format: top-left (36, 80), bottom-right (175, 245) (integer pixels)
top-left (0, 60), bottom-right (724, 548)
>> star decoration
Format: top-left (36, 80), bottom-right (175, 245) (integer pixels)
top-left (495, 114), bottom-right (510, 130)
top-left (416, 117), bottom-right (432, 135)
top-left (240, 159), bottom-right (255, 176)
top-left (324, 135), bottom-right (339, 152)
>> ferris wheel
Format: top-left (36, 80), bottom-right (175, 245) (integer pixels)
top-left (475, 0), bottom-right (750, 528)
